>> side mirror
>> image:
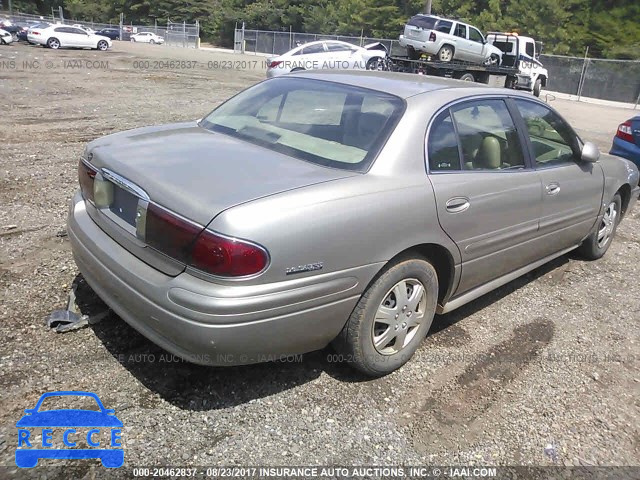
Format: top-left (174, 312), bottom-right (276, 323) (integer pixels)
top-left (581, 141), bottom-right (600, 163)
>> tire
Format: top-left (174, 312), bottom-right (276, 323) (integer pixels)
top-left (407, 46), bottom-right (420, 60)
top-left (333, 257), bottom-right (438, 376)
top-left (577, 193), bottom-right (621, 260)
top-left (459, 73), bottom-right (475, 82)
top-left (366, 56), bottom-right (382, 70)
top-left (97, 40), bottom-right (108, 51)
top-left (150, 39), bottom-right (155, 45)
top-left (131, 38), bottom-right (136, 42)
top-left (290, 67), bottom-right (305, 73)
top-left (485, 54), bottom-right (500, 66)
top-left (47, 37), bottom-right (60, 49)
top-left (533, 78), bottom-right (542, 97)
top-left (437, 45), bottom-right (454, 62)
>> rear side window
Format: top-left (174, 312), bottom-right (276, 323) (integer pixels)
top-left (454, 24), bottom-right (467, 38)
top-left (450, 100), bottom-right (525, 170)
top-left (407, 15), bottom-right (438, 29)
top-left (435, 20), bottom-right (453, 33)
top-left (428, 111), bottom-right (460, 171)
top-left (301, 43), bottom-right (324, 55)
top-left (201, 77), bottom-right (405, 172)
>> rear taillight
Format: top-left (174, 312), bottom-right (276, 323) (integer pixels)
top-left (190, 230), bottom-right (269, 277)
top-left (267, 60), bottom-right (282, 69)
top-left (429, 32), bottom-right (436, 42)
top-left (144, 203), bottom-right (269, 277)
top-left (32, 31), bottom-right (40, 35)
top-left (616, 121), bottom-right (634, 143)
top-left (78, 159), bottom-right (97, 203)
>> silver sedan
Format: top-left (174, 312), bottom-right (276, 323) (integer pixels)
top-left (68, 71), bottom-right (639, 376)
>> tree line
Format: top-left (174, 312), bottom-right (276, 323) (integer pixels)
top-left (9, 0), bottom-right (640, 58)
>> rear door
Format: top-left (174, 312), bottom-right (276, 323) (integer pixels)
top-left (512, 98), bottom-right (604, 254)
top-left (466, 27), bottom-right (486, 63)
top-left (426, 98), bottom-right (543, 296)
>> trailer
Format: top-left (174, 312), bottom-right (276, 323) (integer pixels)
top-left (385, 33), bottom-right (549, 97)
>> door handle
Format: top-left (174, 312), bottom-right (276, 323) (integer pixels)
top-left (546, 183), bottom-right (561, 195)
top-left (445, 197), bottom-right (470, 213)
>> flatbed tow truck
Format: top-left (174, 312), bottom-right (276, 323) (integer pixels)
top-left (383, 33), bottom-right (549, 97)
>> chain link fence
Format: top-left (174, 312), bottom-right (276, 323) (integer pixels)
top-left (235, 27), bottom-right (640, 106)
top-left (2, 11), bottom-right (199, 48)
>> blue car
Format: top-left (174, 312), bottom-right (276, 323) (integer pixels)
top-left (15, 391), bottom-right (123, 468)
top-left (610, 116), bottom-right (640, 168)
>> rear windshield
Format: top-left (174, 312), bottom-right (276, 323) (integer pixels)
top-left (200, 77), bottom-right (405, 172)
top-left (407, 15), bottom-right (438, 29)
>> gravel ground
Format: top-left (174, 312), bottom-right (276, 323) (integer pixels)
top-left (0, 41), bottom-right (638, 477)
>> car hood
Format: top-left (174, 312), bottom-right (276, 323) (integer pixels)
top-left (16, 410), bottom-right (123, 428)
top-left (86, 121), bottom-right (357, 225)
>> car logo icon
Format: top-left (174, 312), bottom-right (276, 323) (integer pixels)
top-left (15, 391), bottom-right (123, 468)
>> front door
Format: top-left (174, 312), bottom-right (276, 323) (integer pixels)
top-left (426, 98), bottom-right (543, 296)
top-left (512, 98), bottom-right (604, 254)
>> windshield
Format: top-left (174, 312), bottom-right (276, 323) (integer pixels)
top-left (200, 77), bottom-right (405, 172)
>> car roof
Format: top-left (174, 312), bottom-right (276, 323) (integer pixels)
top-left (291, 70), bottom-right (497, 98)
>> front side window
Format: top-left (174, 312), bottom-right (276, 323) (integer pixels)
top-left (469, 27), bottom-right (484, 43)
top-left (200, 77), bottom-right (405, 171)
top-left (450, 99), bottom-right (525, 170)
top-left (525, 42), bottom-right (535, 58)
top-left (514, 100), bottom-right (578, 167)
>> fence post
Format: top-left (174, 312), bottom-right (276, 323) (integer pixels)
top-left (635, 90), bottom-right (640, 110)
top-left (273, 31), bottom-right (275, 54)
top-left (577, 46), bottom-right (589, 100)
top-left (289, 25), bottom-right (292, 51)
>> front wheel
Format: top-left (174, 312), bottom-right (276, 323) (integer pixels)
top-left (485, 54), bottom-right (500, 66)
top-left (97, 40), bottom-right (108, 51)
top-left (149, 39), bottom-right (155, 44)
top-left (437, 45), bottom-right (454, 62)
top-left (366, 56), bottom-right (382, 70)
top-left (333, 257), bottom-right (438, 376)
top-left (533, 78), bottom-right (542, 97)
top-left (577, 193), bottom-right (621, 260)
top-left (131, 38), bottom-right (136, 42)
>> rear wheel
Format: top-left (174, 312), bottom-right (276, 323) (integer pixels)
top-left (333, 257), bottom-right (438, 376)
top-left (578, 193), bottom-right (621, 260)
top-left (458, 73), bottom-right (475, 82)
top-left (97, 40), bottom-right (108, 51)
top-left (47, 37), bottom-right (60, 49)
top-left (407, 46), bottom-right (420, 60)
top-left (437, 45), bottom-right (454, 62)
top-left (533, 78), bottom-right (542, 97)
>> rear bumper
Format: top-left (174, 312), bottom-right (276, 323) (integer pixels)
top-left (398, 35), bottom-right (435, 54)
top-left (610, 138), bottom-right (640, 169)
top-left (67, 193), bottom-right (371, 366)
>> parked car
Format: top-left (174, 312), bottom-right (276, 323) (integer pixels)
top-left (95, 28), bottom-right (120, 40)
top-left (28, 25), bottom-right (111, 51)
top-left (0, 22), bottom-right (22, 41)
top-left (68, 72), bottom-right (639, 376)
top-left (399, 14), bottom-right (502, 65)
top-left (21, 22), bottom-right (50, 43)
top-left (610, 117), bottom-right (640, 168)
top-left (267, 40), bottom-right (388, 77)
top-left (130, 32), bottom-right (164, 44)
top-left (0, 28), bottom-right (13, 45)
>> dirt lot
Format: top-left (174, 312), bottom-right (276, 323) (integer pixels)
top-left (1, 41), bottom-right (639, 476)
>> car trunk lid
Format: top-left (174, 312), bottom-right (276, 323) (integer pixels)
top-left (83, 121), bottom-right (356, 276)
